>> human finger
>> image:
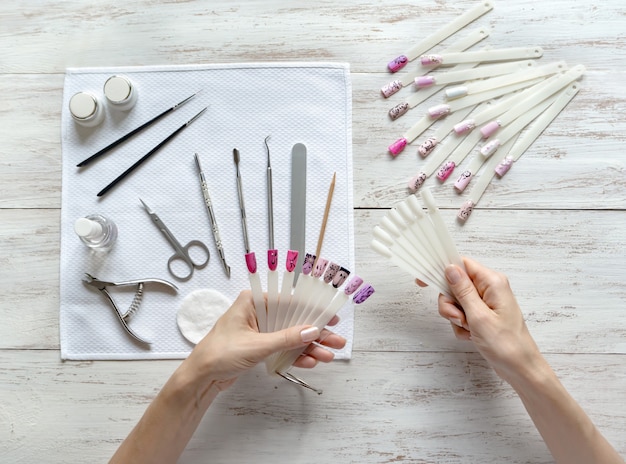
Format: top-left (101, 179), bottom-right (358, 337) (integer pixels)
top-left (317, 329), bottom-right (346, 349)
top-left (326, 315), bottom-right (340, 326)
top-left (302, 343), bottom-right (336, 363)
top-left (438, 293), bottom-right (469, 330)
top-left (444, 264), bottom-right (491, 323)
top-left (292, 355), bottom-right (318, 369)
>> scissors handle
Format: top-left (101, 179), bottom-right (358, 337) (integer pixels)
top-left (167, 240), bottom-right (210, 281)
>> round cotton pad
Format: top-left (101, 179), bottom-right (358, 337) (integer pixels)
top-left (176, 289), bottom-right (232, 344)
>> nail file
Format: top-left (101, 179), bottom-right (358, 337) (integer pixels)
top-left (290, 143), bottom-right (307, 284)
top-left (381, 27), bottom-right (489, 98)
top-left (420, 46), bottom-right (544, 66)
top-left (387, 1), bottom-right (494, 72)
top-left (445, 60), bottom-right (566, 99)
top-left (457, 83), bottom-right (581, 222)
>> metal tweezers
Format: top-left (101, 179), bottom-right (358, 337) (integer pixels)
top-left (82, 273), bottom-right (178, 345)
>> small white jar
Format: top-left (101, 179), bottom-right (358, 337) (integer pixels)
top-left (69, 91), bottom-right (105, 127)
top-left (103, 75), bottom-right (138, 111)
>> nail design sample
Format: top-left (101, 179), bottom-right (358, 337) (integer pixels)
top-left (381, 80), bottom-right (403, 98)
top-left (388, 137), bottom-right (407, 157)
top-left (415, 75), bottom-right (435, 88)
top-left (388, 55), bottom-right (408, 73)
top-left (389, 102), bottom-right (409, 120)
top-left (408, 172), bottom-right (427, 192)
top-left (323, 262), bottom-right (340, 284)
top-left (353, 284), bottom-right (375, 304)
top-left (436, 161), bottom-right (456, 181)
top-left (418, 137), bottom-right (438, 157)
top-left (457, 200), bottom-right (475, 221)
top-left (428, 104), bottom-right (451, 119)
top-left (268, 249), bottom-right (278, 271)
top-left (245, 252), bottom-right (257, 274)
top-left (445, 85), bottom-right (468, 99)
top-left (454, 170), bottom-right (473, 192)
top-left (420, 54), bottom-right (443, 66)
top-left (286, 250), bottom-right (299, 272)
top-left (480, 120), bottom-right (501, 138)
top-left (332, 267), bottom-right (350, 288)
top-left (313, 258), bottom-right (328, 278)
top-left (302, 253), bottom-right (315, 275)
top-left (480, 139), bottom-right (501, 157)
top-left (454, 119), bottom-right (476, 134)
top-left (344, 276), bottom-right (364, 295)
top-left (495, 156), bottom-right (514, 176)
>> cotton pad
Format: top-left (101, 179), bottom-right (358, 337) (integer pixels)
top-left (176, 289), bottom-right (232, 344)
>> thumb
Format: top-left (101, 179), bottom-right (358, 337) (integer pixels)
top-left (445, 264), bottom-right (487, 320)
top-left (258, 325), bottom-right (320, 356)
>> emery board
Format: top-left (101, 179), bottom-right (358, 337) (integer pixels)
top-left (290, 143), bottom-right (307, 284)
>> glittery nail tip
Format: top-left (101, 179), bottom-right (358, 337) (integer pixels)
top-left (388, 138), bottom-right (407, 157)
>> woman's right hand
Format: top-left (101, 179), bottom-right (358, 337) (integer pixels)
top-left (438, 257), bottom-right (543, 384)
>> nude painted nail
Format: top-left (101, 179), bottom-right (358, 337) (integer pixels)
top-left (323, 262), bottom-right (340, 284)
top-left (353, 284), bottom-right (375, 304)
top-left (408, 172), bottom-right (427, 192)
top-left (457, 200), bottom-right (475, 221)
top-left (480, 120), bottom-right (501, 138)
top-left (418, 137), bottom-right (438, 157)
top-left (381, 79), bottom-right (403, 98)
top-left (428, 104), bottom-right (451, 119)
top-left (332, 267), bottom-right (350, 288)
top-left (436, 161), bottom-right (455, 181)
top-left (388, 55), bottom-right (408, 73)
top-left (415, 75), bottom-right (435, 88)
top-left (300, 326), bottom-right (320, 343)
top-left (286, 250), bottom-right (298, 272)
top-left (389, 102), bottom-right (409, 120)
top-left (388, 137), bottom-right (407, 157)
top-left (495, 156), bottom-right (514, 176)
top-left (344, 275), bottom-right (363, 295)
top-left (454, 170), bottom-right (473, 192)
top-left (302, 253), bottom-right (315, 275)
top-left (313, 258), bottom-right (328, 278)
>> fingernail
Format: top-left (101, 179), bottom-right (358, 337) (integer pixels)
top-left (300, 327), bottom-right (320, 343)
top-left (449, 317), bottom-right (463, 328)
top-left (445, 265), bottom-right (462, 285)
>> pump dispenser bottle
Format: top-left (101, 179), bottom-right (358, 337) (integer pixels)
top-left (74, 214), bottom-right (118, 251)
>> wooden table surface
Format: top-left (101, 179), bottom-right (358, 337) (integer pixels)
top-left (1, 1), bottom-right (625, 462)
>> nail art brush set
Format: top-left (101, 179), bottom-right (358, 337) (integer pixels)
top-left (381, 2), bottom-right (585, 221)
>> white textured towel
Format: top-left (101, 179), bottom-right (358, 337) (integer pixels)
top-left (60, 62), bottom-right (354, 360)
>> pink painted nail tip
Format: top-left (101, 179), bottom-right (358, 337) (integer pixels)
top-left (286, 250), bottom-right (299, 272)
top-left (381, 80), bottom-right (403, 98)
top-left (389, 102), bottom-right (409, 120)
top-left (415, 75), bottom-right (435, 88)
top-left (323, 262), bottom-right (340, 284)
top-left (353, 284), bottom-right (375, 304)
top-left (267, 249), bottom-right (278, 271)
top-left (245, 252), bottom-right (257, 274)
top-left (313, 258), bottom-right (328, 278)
top-left (495, 156), bottom-right (514, 176)
top-left (302, 253), bottom-right (315, 275)
top-left (480, 139), bottom-right (501, 157)
top-left (480, 120), bottom-right (501, 138)
top-left (332, 267), bottom-right (350, 288)
top-left (344, 276), bottom-right (364, 295)
top-left (436, 161), bottom-right (455, 181)
top-left (454, 119), bottom-right (476, 134)
top-left (388, 137), bottom-right (407, 157)
top-left (418, 137), bottom-right (438, 157)
top-left (420, 54), bottom-right (443, 66)
top-left (388, 55), bottom-right (408, 73)
top-left (428, 104), bottom-right (451, 119)
top-left (408, 172), bottom-right (427, 192)
top-left (457, 200), bottom-right (475, 222)
top-left (454, 170), bottom-right (473, 192)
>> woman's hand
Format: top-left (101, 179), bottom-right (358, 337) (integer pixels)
top-left (185, 290), bottom-right (346, 391)
top-left (437, 257), bottom-right (542, 384)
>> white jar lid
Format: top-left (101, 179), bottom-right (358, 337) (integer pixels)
top-left (69, 92), bottom-right (98, 119)
top-left (104, 75), bottom-right (133, 104)
top-left (74, 217), bottom-right (103, 239)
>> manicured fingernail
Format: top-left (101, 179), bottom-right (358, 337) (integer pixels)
top-left (388, 55), bottom-right (408, 73)
top-left (495, 156), bottom-right (514, 177)
top-left (381, 79), bottom-right (403, 98)
top-left (268, 249), bottom-right (278, 271)
top-left (286, 250), bottom-right (298, 272)
top-left (302, 252), bottom-right (315, 274)
top-left (389, 102), bottom-right (409, 120)
top-left (323, 262), bottom-right (340, 284)
top-left (344, 275), bottom-right (363, 295)
top-left (332, 267), bottom-right (350, 288)
top-left (450, 317), bottom-right (463, 328)
top-left (445, 265), bottom-right (462, 285)
top-left (313, 258), bottom-right (328, 278)
top-left (300, 327), bottom-right (320, 343)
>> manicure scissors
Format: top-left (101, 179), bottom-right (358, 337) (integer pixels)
top-left (140, 199), bottom-right (210, 281)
